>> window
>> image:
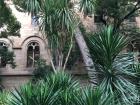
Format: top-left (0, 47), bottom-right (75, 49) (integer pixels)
top-left (27, 42), bottom-right (40, 67)
top-left (0, 42), bottom-right (7, 67)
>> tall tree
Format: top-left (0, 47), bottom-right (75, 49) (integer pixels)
top-left (80, 0), bottom-right (140, 66)
top-left (13, 0), bottom-right (77, 70)
top-left (0, 0), bottom-right (21, 37)
top-left (0, 0), bottom-right (20, 67)
top-left (13, 0), bottom-right (98, 85)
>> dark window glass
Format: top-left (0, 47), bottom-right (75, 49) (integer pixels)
top-left (27, 42), bottom-right (40, 67)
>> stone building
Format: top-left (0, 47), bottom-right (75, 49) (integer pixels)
top-left (0, 1), bottom-right (50, 89)
top-left (1, 1), bottom-right (140, 89)
top-left (0, 0), bottom-right (89, 89)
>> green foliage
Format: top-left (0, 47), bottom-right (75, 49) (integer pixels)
top-left (80, 0), bottom-right (140, 30)
top-left (0, 91), bottom-right (11, 105)
top-left (46, 71), bottom-right (80, 105)
top-left (132, 63), bottom-right (140, 75)
top-left (86, 26), bottom-right (138, 104)
top-left (12, 0), bottom-right (27, 12)
top-left (10, 71), bottom-right (113, 105)
top-left (77, 86), bottom-right (113, 105)
top-left (11, 83), bottom-right (58, 105)
top-left (13, 0), bottom-right (42, 14)
top-left (80, 0), bottom-right (95, 16)
top-left (14, 0), bottom-right (77, 68)
top-left (120, 24), bottom-right (140, 51)
top-left (65, 41), bottom-right (81, 70)
top-left (33, 59), bottom-right (53, 80)
top-left (87, 26), bottom-right (128, 66)
top-left (0, 0), bottom-right (21, 37)
top-left (94, 0), bottom-right (138, 18)
top-left (132, 63), bottom-right (140, 104)
top-left (40, 0), bottom-right (77, 55)
top-left (14, 0), bottom-right (78, 69)
top-left (0, 48), bottom-right (16, 68)
top-left (44, 71), bottom-right (79, 92)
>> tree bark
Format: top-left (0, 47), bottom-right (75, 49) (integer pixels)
top-left (74, 27), bottom-right (98, 86)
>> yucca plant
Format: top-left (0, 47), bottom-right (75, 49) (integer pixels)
top-left (86, 26), bottom-right (138, 104)
top-left (44, 71), bottom-right (81, 105)
top-left (23, 0), bottom-right (77, 71)
top-left (76, 86), bottom-right (113, 105)
top-left (44, 71), bottom-right (79, 92)
top-left (10, 83), bottom-right (33, 105)
top-left (10, 82), bottom-right (58, 105)
top-left (45, 71), bottom-right (113, 105)
top-left (13, 0), bottom-right (98, 84)
top-left (58, 85), bottom-right (113, 105)
top-left (40, 0), bottom-right (77, 71)
top-left (10, 71), bottom-right (80, 105)
top-left (0, 91), bottom-right (11, 105)
top-left (10, 71), bottom-right (113, 105)
top-left (80, 0), bottom-right (95, 16)
top-left (132, 63), bottom-right (140, 104)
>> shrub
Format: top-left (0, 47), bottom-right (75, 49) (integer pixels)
top-left (33, 59), bottom-right (53, 81)
top-left (10, 71), bottom-right (113, 105)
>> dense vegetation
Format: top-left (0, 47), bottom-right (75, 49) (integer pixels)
top-left (0, 0), bottom-right (21, 37)
top-left (0, 0), bottom-right (20, 68)
top-left (0, 0), bottom-right (140, 105)
top-left (0, 71), bottom-right (112, 105)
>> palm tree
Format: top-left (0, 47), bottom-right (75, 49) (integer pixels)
top-left (13, 0), bottom-right (98, 85)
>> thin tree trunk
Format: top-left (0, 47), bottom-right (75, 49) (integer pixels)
top-left (74, 27), bottom-right (98, 86)
top-left (63, 43), bottom-right (73, 70)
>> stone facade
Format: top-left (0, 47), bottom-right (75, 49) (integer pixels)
top-left (1, 1), bottom-right (140, 89)
top-left (0, 1), bottom-right (50, 89)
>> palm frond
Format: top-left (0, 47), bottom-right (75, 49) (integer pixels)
top-left (25, 0), bottom-right (43, 15)
top-left (80, 0), bottom-right (95, 16)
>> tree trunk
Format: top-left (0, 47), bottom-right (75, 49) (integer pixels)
top-left (74, 27), bottom-right (98, 86)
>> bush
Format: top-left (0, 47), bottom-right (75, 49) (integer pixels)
top-left (33, 59), bottom-right (53, 81)
top-left (10, 71), bottom-right (113, 105)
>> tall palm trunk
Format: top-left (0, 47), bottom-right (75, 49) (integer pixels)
top-left (74, 27), bottom-right (98, 86)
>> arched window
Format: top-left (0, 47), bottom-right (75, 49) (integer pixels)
top-left (0, 42), bottom-right (8, 67)
top-left (27, 42), bottom-right (40, 67)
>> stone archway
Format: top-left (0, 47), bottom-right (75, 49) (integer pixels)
top-left (21, 36), bottom-right (50, 68)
